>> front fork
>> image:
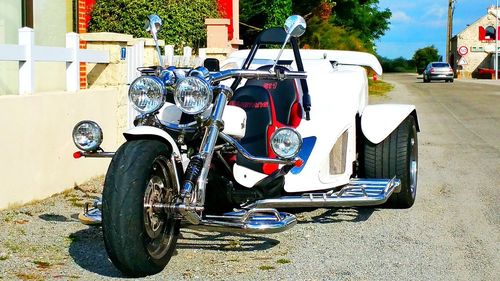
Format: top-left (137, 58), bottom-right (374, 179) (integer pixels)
top-left (177, 86), bottom-right (233, 223)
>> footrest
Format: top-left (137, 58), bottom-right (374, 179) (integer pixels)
top-left (78, 199), bottom-right (102, 225)
top-left (244, 177), bottom-right (401, 209)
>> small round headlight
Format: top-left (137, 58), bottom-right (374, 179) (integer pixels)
top-left (72, 121), bottom-right (103, 152)
top-left (129, 76), bottom-right (165, 114)
top-left (174, 76), bottom-right (212, 115)
top-left (270, 127), bottom-right (303, 159)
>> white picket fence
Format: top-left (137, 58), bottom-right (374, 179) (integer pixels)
top-left (0, 28), bottom-right (207, 95)
top-left (0, 27), bottom-right (109, 95)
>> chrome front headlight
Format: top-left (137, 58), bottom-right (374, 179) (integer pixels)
top-left (270, 127), bottom-right (303, 159)
top-left (129, 76), bottom-right (165, 114)
top-left (174, 76), bottom-right (212, 115)
top-left (72, 121), bottom-right (103, 152)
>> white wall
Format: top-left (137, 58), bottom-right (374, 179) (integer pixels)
top-left (0, 88), bottom-right (127, 209)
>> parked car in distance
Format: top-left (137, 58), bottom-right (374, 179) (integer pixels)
top-left (423, 62), bottom-right (454, 83)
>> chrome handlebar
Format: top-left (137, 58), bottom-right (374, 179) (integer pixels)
top-left (210, 69), bottom-right (307, 83)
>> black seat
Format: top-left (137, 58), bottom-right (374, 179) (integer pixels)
top-left (245, 65), bottom-right (301, 127)
top-left (229, 86), bottom-right (273, 173)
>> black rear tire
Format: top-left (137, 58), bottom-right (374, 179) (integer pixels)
top-left (102, 140), bottom-right (180, 277)
top-left (362, 116), bottom-right (418, 208)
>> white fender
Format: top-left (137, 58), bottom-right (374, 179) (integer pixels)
top-left (361, 104), bottom-right (419, 144)
top-left (123, 126), bottom-right (185, 167)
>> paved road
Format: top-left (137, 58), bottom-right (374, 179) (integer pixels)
top-left (0, 74), bottom-right (498, 280)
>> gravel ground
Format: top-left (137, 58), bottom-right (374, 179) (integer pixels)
top-left (0, 74), bottom-right (499, 280)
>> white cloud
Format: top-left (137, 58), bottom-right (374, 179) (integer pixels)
top-left (392, 11), bottom-right (412, 23)
top-left (424, 6), bottom-right (448, 19)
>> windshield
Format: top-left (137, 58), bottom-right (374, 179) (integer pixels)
top-left (431, 63), bottom-right (450, 68)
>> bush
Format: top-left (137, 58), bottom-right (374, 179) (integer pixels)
top-left (89, 0), bottom-right (220, 52)
top-left (379, 56), bottom-right (415, 73)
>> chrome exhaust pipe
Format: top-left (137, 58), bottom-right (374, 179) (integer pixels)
top-left (183, 208), bottom-right (297, 234)
top-left (244, 178), bottom-right (400, 209)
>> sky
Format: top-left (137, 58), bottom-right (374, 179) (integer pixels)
top-left (376, 0), bottom-right (498, 59)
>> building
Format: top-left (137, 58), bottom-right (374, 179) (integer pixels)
top-left (451, 6), bottom-right (500, 79)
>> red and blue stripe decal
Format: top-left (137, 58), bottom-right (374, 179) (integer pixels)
top-left (291, 136), bottom-right (316, 174)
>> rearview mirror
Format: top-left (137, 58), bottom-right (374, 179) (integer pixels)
top-left (284, 15), bottom-right (306, 38)
top-left (271, 15), bottom-right (307, 71)
top-left (145, 14), bottom-right (164, 67)
top-left (145, 14), bottom-right (162, 38)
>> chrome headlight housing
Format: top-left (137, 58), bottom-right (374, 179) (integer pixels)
top-left (270, 127), bottom-right (303, 159)
top-left (174, 76), bottom-right (212, 115)
top-left (129, 76), bottom-right (165, 114)
top-left (72, 121), bottom-right (103, 152)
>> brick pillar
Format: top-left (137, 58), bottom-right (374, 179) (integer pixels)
top-left (78, 0), bottom-right (87, 89)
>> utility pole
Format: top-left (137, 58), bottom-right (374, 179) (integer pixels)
top-left (446, 0), bottom-right (455, 64)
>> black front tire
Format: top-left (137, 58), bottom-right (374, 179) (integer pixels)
top-left (102, 140), bottom-right (180, 277)
top-left (362, 116), bottom-right (418, 208)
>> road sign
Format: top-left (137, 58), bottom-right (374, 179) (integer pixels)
top-left (458, 56), bottom-right (468, 66)
top-left (458, 46), bottom-right (468, 56)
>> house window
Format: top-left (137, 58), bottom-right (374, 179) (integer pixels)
top-left (485, 26), bottom-right (496, 40)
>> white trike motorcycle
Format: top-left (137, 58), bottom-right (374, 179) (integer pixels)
top-left (72, 15), bottom-right (419, 277)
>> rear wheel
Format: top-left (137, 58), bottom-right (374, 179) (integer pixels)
top-left (102, 140), bottom-right (180, 277)
top-left (362, 116), bottom-right (418, 208)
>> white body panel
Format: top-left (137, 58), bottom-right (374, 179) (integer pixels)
top-left (233, 163), bottom-right (267, 188)
top-left (225, 49), bottom-right (383, 75)
top-left (282, 67), bottom-right (365, 192)
top-left (227, 49), bottom-right (418, 193)
top-left (361, 104), bottom-right (417, 144)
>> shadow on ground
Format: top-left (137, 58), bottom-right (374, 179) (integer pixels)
top-left (294, 207), bottom-right (377, 224)
top-left (177, 229), bottom-right (280, 252)
top-left (68, 227), bottom-right (124, 278)
top-left (68, 225), bottom-right (279, 277)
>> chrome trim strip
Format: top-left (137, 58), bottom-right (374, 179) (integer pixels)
top-left (210, 69), bottom-right (307, 83)
top-left (160, 120), bottom-right (197, 132)
top-left (80, 151), bottom-right (115, 158)
top-left (243, 178), bottom-right (400, 209)
top-left (184, 208), bottom-right (297, 234)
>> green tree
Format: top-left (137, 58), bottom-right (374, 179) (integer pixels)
top-left (89, 0), bottom-right (219, 52)
top-left (330, 0), bottom-right (391, 43)
top-left (302, 16), bottom-right (372, 52)
top-left (412, 46), bottom-right (440, 74)
top-left (240, 0), bottom-right (390, 53)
